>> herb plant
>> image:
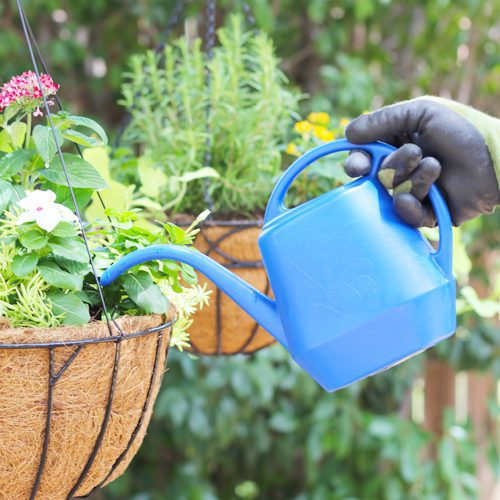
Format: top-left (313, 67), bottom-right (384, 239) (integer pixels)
top-left (0, 71), bottom-right (207, 347)
top-left (118, 15), bottom-right (300, 216)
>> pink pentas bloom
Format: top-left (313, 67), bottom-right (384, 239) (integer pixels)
top-left (0, 71), bottom-right (60, 116)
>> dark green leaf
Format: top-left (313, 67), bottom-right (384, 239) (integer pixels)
top-left (0, 180), bottom-right (13, 213)
top-left (49, 237), bottom-right (89, 263)
top-left (12, 253), bottom-right (38, 277)
top-left (48, 292), bottom-right (90, 325)
top-left (32, 125), bottom-right (64, 163)
top-left (122, 271), bottom-right (169, 314)
top-left (20, 230), bottom-right (48, 250)
top-left (68, 115), bottom-right (108, 145)
top-left (37, 260), bottom-right (83, 291)
top-left (269, 412), bottom-right (298, 433)
top-left (48, 183), bottom-right (93, 213)
top-left (0, 149), bottom-right (34, 177)
top-left (62, 129), bottom-right (99, 147)
top-left (42, 153), bottom-right (108, 189)
top-left (51, 221), bottom-right (78, 237)
top-left (55, 255), bottom-right (91, 275)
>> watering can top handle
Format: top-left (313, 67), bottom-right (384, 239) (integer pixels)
top-left (264, 139), bottom-right (453, 279)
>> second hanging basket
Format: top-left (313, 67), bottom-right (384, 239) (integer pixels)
top-left (187, 219), bottom-right (277, 355)
top-left (0, 313), bottom-right (172, 499)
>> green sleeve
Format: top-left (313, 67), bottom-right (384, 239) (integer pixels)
top-left (419, 96), bottom-right (500, 186)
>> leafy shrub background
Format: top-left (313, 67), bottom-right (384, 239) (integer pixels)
top-left (0, 1), bottom-right (498, 498)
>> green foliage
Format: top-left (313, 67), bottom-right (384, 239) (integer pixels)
top-left (104, 349), bottom-right (479, 500)
top-left (118, 15), bottom-right (300, 216)
top-left (0, 97), bottom-right (206, 333)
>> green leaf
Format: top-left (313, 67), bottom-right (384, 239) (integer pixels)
top-left (138, 159), bottom-right (168, 199)
top-left (7, 122), bottom-right (27, 148)
top-left (32, 125), bottom-right (64, 163)
top-left (460, 285), bottom-right (500, 318)
top-left (0, 130), bottom-right (13, 153)
top-left (48, 183), bottom-right (93, 213)
top-left (122, 271), bottom-right (169, 314)
top-left (0, 149), bottom-right (34, 177)
top-left (8, 185), bottom-right (27, 206)
top-left (20, 230), bottom-right (48, 250)
top-left (42, 153), bottom-right (108, 189)
top-left (177, 167), bottom-right (220, 183)
top-left (0, 180), bottom-right (13, 213)
top-left (37, 260), bottom-right (83, 291)
top-left (12, 253), bottom-right (38, 277)
top-left (55, 256), bottom-right (91, 275)
top-left (51, 221), bottom-right (78, 237)
top-left (63, 129), bottom-right (99, 147)
top-left (269, 412), bottom-right (298, 433)
top-left (48, 292), bottom-right (90, 325)
top-left (49, 237), bottom-right (89, 263)
top-left (68, 115), bottom-right (108, 145)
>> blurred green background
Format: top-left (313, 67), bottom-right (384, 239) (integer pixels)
top-left (1, 1), bottom-right (498, 499)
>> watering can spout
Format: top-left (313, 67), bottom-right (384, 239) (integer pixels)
top-left (100, 245), bottom-right (288, 347)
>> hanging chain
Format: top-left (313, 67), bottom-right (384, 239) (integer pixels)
top-left (16, 0), bottom-right (117, 335)
top-left (114, 0), bottom-right (187, 148)
top-left (241, 1), bottom-right (258, 32)
top-left (202, 0), bottom-right (217, 212)
top-left (156, 0), bottom-right (187, 53)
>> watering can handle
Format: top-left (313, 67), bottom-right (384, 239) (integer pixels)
top-left (264, 139), bottom-right (453, 278)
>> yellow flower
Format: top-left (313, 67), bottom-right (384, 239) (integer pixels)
top-left (294, 120), bottom-right (314, 134)
top-left (307, 112), bottom-right (330, 125)
top-left (286, 142), bottom-right (301, 157)
top-left (313, 125), bottom-right (335, 142)
top-left (339, 118), bottom-right (350, 128)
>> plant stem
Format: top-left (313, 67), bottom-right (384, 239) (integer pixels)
top-left (25, 113), bottom-right (32, 148)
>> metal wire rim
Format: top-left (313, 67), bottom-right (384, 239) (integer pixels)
top-left (0, 317), bottom-right (176, 350)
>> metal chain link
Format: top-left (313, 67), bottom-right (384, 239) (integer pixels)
top-left (156, 0), bottom-right (187, 53)
top-left (241, 1), bottom-right (258, 32)
top-left (202, 0), bottom-right (217, 212)
top-left (114, 0), bottom-right (187, 148)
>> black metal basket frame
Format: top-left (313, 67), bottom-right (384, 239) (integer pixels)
top-left (0, 318), bottom-right (174, 499)
top-left (189, 219), bottom-right (275, 356)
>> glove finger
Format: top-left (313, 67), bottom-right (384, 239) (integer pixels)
top-left (344, 150), bottom-right (371, 178)
top-left (345, 101), bottom-right (425, 147)
top-left (393, 156), bottom-right (441, 200)
top-left (394, 192), bottom-right (437, 228)
top-left (378, 143), bottom-right (422, 189)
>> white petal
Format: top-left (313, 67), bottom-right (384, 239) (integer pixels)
top-left (55, 204), bottom-right (78, 223)
top-left (18, 189), bottom-right (57, 210)
top-left (17, 210), bottom-right (37, 225)
top-left (35, 206), bottom-right (61, 232)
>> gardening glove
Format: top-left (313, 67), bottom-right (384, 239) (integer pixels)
top-left (344, 97), bottom-right (500, 227)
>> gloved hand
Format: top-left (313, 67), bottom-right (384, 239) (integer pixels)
top-left (344, 97), bottom-right (500, 226)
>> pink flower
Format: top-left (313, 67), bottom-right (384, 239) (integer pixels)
top-left (0, 71), bottom-right (60, 115)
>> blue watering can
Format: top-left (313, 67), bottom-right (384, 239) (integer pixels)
top-left (101, 139), bottom-right (456, 392)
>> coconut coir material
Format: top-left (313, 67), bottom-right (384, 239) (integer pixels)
top-left (189, 222), bottom-right (276, 355)
top-left (0, 314), bottom-right (170, 499)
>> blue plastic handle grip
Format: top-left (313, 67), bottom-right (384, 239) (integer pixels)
top-left (264, 139), bottom-right (453, 278)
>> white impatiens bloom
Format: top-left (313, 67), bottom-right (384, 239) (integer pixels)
top-left (17, 189), bottom-right (78, 232)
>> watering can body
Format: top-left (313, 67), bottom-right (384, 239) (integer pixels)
top-left (101, 140), bottom-right (456, 392)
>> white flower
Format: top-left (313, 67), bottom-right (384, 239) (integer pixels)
top-left (17, 189), bottom-right (78, 232)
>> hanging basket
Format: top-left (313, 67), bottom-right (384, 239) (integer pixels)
top-left (0, 313), bottom-right (173, 499)
top-left (187, 219), bottom-right (276, 355)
